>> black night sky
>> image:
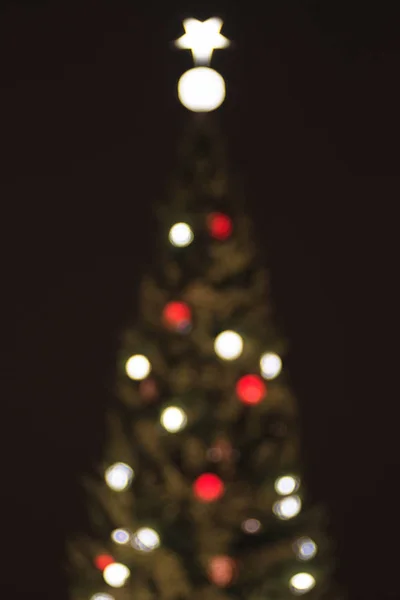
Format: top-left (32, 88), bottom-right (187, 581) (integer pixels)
top-left (3, 1), bottom-right (399, 599)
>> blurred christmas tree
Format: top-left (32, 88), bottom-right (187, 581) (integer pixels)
top-left (67, 18), bottom-right (341, 600)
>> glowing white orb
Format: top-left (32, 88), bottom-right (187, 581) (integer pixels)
top-left (178, 67), bottom-right (226, 113)
top-left (160, 406), bottom-right (187, 433)
top-left (294, 537), bottom-right (318, 561)
top-left (214, 330), bottom-right (243, 361)
top-left (111, 528), bottom-right (131, 545)
top-left (273, 495), bottom-right (302, 520)
top-left (103, 563), bottom-right (130, 588)
top-left (105, 463), bottom-right (134, 492)
top-left (132, 527), bottom-right (161, 552)
top-left (169, 222), bottom-right (194, 247)
top-left (289, 572), bottom-right (316, 595)
top-left (242, 518), bottom-right (261, 534)
top-left (260, 352), bottom-right (282, 380)
top-left (91, 595), bottom-right (114, 600)
top-left (125, 355), bottom-right (151, 380)
top-left (275, 475), bottom-right (300, 496)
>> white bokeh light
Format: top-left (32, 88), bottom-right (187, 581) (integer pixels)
top-left (214, 330), bottom-right (243, 361)
top-left (260, 352), bottom-right (282, 380)
top-left (273, 495), bottom-right (302, 520)
top-left (289, 572), bottom-right (316, 595)
top-left (105, 463), bottom-right (134, 492)
top-left (169, 223), bottom-right (194, 247)
top-left (125, 355), bottom-right (151, 380)
top-left (160, 406), bottom-right (187, 433)
top-left (111, 528), bottom-right (131, 545)
top-left (103, 563), bottom-right (130, 588)
top-left (275, 475), bottom-right (300, 496)
top-left (294, 538), bottom-right (317, 561)
top-left (178, 67), bottom-right (226, 112)
top-left (91, 595), bottom-right (115, 600)
top-left (132, 527), bottom-right (161, 552)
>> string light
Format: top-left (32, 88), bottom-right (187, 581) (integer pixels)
top-left (91, 595), bottom-right (115, 600)
top-left (169, 222), bottom-right (194, 247)
top-left (289, 572), bottom-right (316, 595)
top-left (214, 330), bottom-right (243, 360)
top-left (105, 463), bottom-right (134, 492)
top-left (111, 529), bottom-right (131, 545)
top-left (275, 475), bottom-right (300, 496)
top-left (242, 518), bottom-right (261, 534)
top-left (132, 527), bottom-right (161, 552)
top-left (273, 495), bottom-right (302, 520)
top-left (260, 352), bottom-right (282, 380)
top-left (236, 375), bottom-right (267, 405)
top-left (160, 406), bottom-right (187, 433)
top-left (103, 563), bottom-right (130, 588)
top-left (125, 355), bottom-right (151, 380)
top-left (294, 538), bottom-right (318, 561)
top-left (193, 473), bottom-right (225, 502)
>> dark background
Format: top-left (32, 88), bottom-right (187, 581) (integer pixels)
top-left (2, 1), bottom-right (398, 598)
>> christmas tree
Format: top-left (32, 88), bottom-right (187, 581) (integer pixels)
top-left (68, 18), bottom-right (339, 600)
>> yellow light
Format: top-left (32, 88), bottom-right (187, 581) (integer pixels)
top-left (91, 595), bottom-right (114, 600)
top-left (105, 463), bottom-right (134, 492)
top-left (260, 352), bottom-right (282, 380)
top-left (103, 563), bottom-right (130, 588)
top-left (214, 330), bottom-right (243, 360)
top-left (125, 355), bottom-right (151, 380)
top-left (294, 537), bottom-right (318, 561)
top-left (178, 67), bottom-right (226, 113)
top-left (289, 572), bottom-right (316, 595)
top-left (160, 406), bottom-right (187, 433)
top-left (275, 475), bottom-right (300, 495)
top-left (175, 17), bottom-right (230, 64)
top-left (132, 527), bottom-right (161, 552)
top-left (273, 495), bottom-right (302, 520)
top-left (169, 223), bottom-right (194, 247)
top-left (111, 528), bottom-right (131, 545)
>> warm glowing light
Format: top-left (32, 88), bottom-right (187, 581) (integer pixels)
top-left (91, 595), bottom-right (115, 600)
top-left (214, 330), bottom-right (243, 360)
top-left (178, 67), bottom-right (226, 112)
top-left (289, 572), bottom-right (316, 595)
top-left (207, 212), bottom-right (233, 240)
top-left (175, 17), bottom-right (230, 64)
top-left (132, 527), bottom-right (161, 552)
top-left (193, 473), bottom-right (225, 502)
top-left (260, 352), bottom-right (282, 380)
top-left (236, 375), bottom-right (267, 405)
top-left (105, 463), bottom-right (134, 492)
top-left (242, 518), bottom-right (261, 534)
top-left (208, 555), bottom-right (236, 587)
top-left (169, 222), bottom-right (194, 247)
top-left (103, 563), bottom-right (130, 588)
top-left (160, 406), bottom-right (187, 433)
top-left (163, 301), bottom-right (192, 332)
top-left (275, 475), bottom-right (300, 496)
top-left (294, 538), bottom-right (318, 561)
top-left (94, 555), bottom-right (115, 571)
top-left (273, 495), bottom-right (302, 520)
top-left (111, 529), bottom-right (131, 545)
top-left (125, 354), bottom-right (151, 380)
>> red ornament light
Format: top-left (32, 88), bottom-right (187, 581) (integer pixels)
top-left (208, 556), bottom-right (236, 587)
top-left (236, 375), bottom-right (267, 405)
top-left (162, 301), bottom-right (192, 332)
top-left (94, 554), bottom-right (115, 571)
top-left (207, 213), bottom-right (233, 240)
top-left (139, 378), bottom-right (159, 402)
top-left (193, 473), bottom-right (225, 503)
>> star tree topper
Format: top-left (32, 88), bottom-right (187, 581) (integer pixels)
top-left (175, 17), bottom-right (230, 65)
